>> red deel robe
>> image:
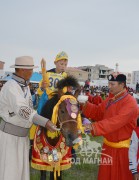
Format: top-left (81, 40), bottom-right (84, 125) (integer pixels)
top-left (83, 92), bottom-right (138, 180)
top-left (93, 95), bottom-right (103, 105)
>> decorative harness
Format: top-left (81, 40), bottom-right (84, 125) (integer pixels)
top-left (31, 95), bottom-right (84, 180)
top-left (47, 95), bottom-right (84, 139)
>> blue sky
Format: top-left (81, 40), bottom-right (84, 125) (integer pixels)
top-left (0, 0), bottom-right (139, 72)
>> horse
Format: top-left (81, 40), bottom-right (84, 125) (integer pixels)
top-left (31, 76), bottom-right (83, 180)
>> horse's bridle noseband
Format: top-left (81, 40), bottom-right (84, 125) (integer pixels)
top-left (57, 116), bottom-right (77, 132)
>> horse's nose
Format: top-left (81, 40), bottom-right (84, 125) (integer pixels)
top-left (67, 133), bottom-right (78, 141)
top-left (67, 133), bottom-right (72, 140)
top-left (65, 134), bottom-right (74, 147)
top-left (67, 133), bottom-right (75, 145)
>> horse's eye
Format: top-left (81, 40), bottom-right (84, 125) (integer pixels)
top-left (61, 110), bottom-right (65, 113)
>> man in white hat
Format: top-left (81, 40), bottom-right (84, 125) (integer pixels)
top-left (0, 56), bottom-right (57, 180)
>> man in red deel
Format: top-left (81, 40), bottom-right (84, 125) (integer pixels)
top-left (81, 72), bottom-right (138, 180)
top-left (93, 90), bottom-right (103, 105)
top-left (84, 87), bottom-right (94, 103)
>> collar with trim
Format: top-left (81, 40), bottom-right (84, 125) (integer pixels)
top-left (12, 73), bottom-right (29, 87)
top-left (109, 89), bottom-right (127, 102)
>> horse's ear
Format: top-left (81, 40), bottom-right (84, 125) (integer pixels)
top-left (74, 85), bottom-right (81, 98)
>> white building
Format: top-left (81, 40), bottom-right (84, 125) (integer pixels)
top-left (0, 61), bottom-right (5, 80)
top-left (0, 70), bottom-right (5, 80)
top-left (77, 64), bottom-right (114, 82)
top-left (132, 71), bottom-right (139, 84)
top-left (121, 72), bottom-right (132, 84)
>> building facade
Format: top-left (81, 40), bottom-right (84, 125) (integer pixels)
top-left (121, 72), bottom-right (132, 84)
top-left (132, 71), bottom-right (139, 84)
top-left (77, 64), bottom-right (114, 82)
top-left (66, 67), bottom-right (88, 82)
top-left (0, 61), bottom-right (5, 70)
top-left (0, 61), bottom-right (5, 89)
top-left (0, 61), bottom-right (5, 80)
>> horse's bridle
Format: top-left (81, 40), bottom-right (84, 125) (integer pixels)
top-left (57, 116), bottom-right (77, 132)
top-left (57, 97), bottom-right (79, 132)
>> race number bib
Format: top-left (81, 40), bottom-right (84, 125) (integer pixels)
top-left (48, 72), bottom-right (64, 91)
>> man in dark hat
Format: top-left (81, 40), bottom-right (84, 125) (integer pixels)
top-left (81, 72), bottom-right (138, 180)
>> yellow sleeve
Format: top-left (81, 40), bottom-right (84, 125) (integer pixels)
top-left (37, 79), bottom-right (44, 96)
top-left (37, 72), bottom-right (50, 96)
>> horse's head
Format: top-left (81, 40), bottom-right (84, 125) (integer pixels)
top-left (42, 76), bottom-right (83, 147)
top-left (57, 95), bottom-right (80, 147)
top-left (55, 76), bottom-right (82, 146)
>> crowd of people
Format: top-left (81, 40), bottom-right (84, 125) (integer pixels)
top-left (0, 53), bottom-right (139, 180)
top-left (24, 83), bottom-right (139, 111)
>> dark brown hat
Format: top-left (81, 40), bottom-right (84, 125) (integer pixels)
top-left (108, 73), bottom-right (126, 82)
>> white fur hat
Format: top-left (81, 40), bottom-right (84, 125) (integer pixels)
top-left (10, 56), bottom-right (38, 69)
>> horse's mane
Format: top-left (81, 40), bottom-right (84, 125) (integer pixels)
top-left (57, 75), bottom-right (79, 90)
top-left (40, 75), bottom-right (79, 120)
top-left (41, 94), bottom-right (59, 119)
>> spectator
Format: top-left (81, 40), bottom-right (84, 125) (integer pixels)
top-left (93, 90), bottom-right (103, 105)
top-left (129, 117), bottom-right (139, 179)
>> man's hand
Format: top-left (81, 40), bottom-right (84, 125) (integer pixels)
top-left (133, 173), bottom-right (139, 180)
top-left (83, 123), bottom-right (93, 131)
top-left (41, 81), bottom-right (49, 89)
top-left (79, 101), bottom-right (87, 112)
top-left (45, 120), bottom-right (57, 132)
